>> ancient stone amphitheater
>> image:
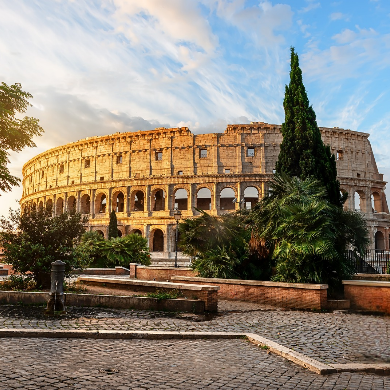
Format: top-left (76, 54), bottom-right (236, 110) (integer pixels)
top-left (21, 122), bottom-right (390, 263)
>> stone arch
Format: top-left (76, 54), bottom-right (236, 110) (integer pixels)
top-left (112, 190), bottom-right (125, 213)
top-left (95, 229), bottom-right (105, 238)
top-left (151, 188), bottom-right (166, 211)
top-left (150, 228), bottom-right (164, 252)
top-left (130, 229), bottom-right (143, 236)
top-left (220, 187), bottom-right (236, 211)
top-left (372, 191), bottom-right (382, 213)
top-left (174, 188), bottom-right (188, 210)
top-left (243, 186), bottom-right (259, 210)
top-left (131, 190), bottom-right (145, 212)
top-left (354, 190), bottom-right (365, 211)
top-left (80, 194), bottom-right (91, 214)
top-left (95, 192), bottom-right (107, 214)
top-left (375, 230), bottom-right (385, 251)
top-left (67, 195), bottom-right (76, 213)
top-left (38, 201), bottom-right (44, 211)
top-left (46, 199), bottom-right (53, 212)
top-left (56, 197), bottom-right (64, 214)
top-left (196, 187), bottom-right (211, 210)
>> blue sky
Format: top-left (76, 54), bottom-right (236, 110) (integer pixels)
top-left (1, 0), bottom-right (390, 215)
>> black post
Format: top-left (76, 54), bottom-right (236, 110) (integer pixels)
top-left (45, 260), bottom-right (66, 314)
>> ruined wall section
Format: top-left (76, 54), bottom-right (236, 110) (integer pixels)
top-left (20, 122), bottom-right (390, 251)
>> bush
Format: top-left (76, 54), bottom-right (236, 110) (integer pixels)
top-left (0, 207), bottom-right (88, 288)
top-left (179, 209), bottom-right (267, 279)
top-left (0, 275), bottom-right (36, 291)
top-left (74, 232), bottom-right (151, 268)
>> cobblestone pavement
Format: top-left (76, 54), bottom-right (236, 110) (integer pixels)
top-left (1, 338), bottom-right (390, 390)
top-left (0, 301), bottom-right (389, 366)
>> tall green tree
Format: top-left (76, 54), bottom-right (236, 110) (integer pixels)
top-left (275, 48), bottom-right (344, 207)
top-left (0, 82), bottom-right (44, 192)
top-left (108, 210), bottom-right (118, 239)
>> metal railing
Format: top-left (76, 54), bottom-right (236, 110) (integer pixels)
top-left (347, 250), bottom-right (390, 274)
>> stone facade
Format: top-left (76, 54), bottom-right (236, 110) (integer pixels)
top-left (20, 122), bottom-right (390, 261)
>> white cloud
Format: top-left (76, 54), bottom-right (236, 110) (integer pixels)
top-left (330, 12), bottom-right (349, 21)
top-left (300, 1), bottom-right (320, 13)
top-left (210, 0), bottom-right (293, 47)
top-left (302, 26), bottom-right (390, 81)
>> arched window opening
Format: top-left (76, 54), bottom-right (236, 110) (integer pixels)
top-left (114, 192), bottom-right (125, 212)
top-left (243, 187), bottom-right (259, 210)
top-left (131, 229), bottom-right (142, 236)
top-left (220, 188), bottom-right (235, 210)
top-left (96, 230), bottom-right (105, 238)
top-left (375, 231), bottom-right (385, 251)
top-left (67, 196), bottom-right (76, 213)
top-left (152, 229), bottom-right (164, 252)
top-left (196, 188), bottom-right (211, 210)
top-left (117, 229), bottom-right (123, 237)
top-left (132, 191), bottom-right (144, 211)
top-left (38, 201), bottom-right (43, 211)
top-left (152, 189), bottom-right (165, 211)
top-left (99, 194), bottom-right (107, 213)
top-left (174, 189), bottom-right (188, 210)
top-left (372, 192), bottom-right (382, 213)
top-left (354, 191), bottom-right (363, 211)
top-left (80, 194), bottom-right (90, 214)
top-left (56, 198), bottom-right (64, 215)
top-left (46, 199), bottom-right (53, 212)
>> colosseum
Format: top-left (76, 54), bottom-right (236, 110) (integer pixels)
top-left (21, 122), bottom-right (390, 264)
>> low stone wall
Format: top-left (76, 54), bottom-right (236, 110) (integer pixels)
top-left (73, 267), bottom-right (129, 276)
top-left (0, 291), bottom-right (205, 314)
top-left (171, 276), bottom-right (328, 310)
top-left (78, 276), bottom-right (219, 312)
top-left (352, 274), bottom-right (390, 281)
top-left (343, 280), bottom-right (390, 314)
top-left (130, 264), bottom-right (196, 281)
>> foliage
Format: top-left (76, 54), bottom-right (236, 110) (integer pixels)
top-left (105, 234), bottom-right (151, 267)
top-left (0, 82), bottom-right (44, 193)
top-left (0, 275), bottom-right (36, 291)
top-left (250, 174), bottom-right (369, 290)
top-left (75, 232), bottom-right (151, 268)
top-left (73, 231), bottom-right (107, 268)
top-left (179, 209), bottom-right (269, 280)
top-left (108, 210), bottom-right (118, 239)
top-left (0, 207), bottom-right (88, 288)
top-left (146, 289), bottom-right (183, 300)
top-left (275, 48), bottom-right (344, 207)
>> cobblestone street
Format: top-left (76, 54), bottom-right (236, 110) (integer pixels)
top-left (0, 301), bottom-right (389, 388)
top-left (0, 301), bottom-right (389, 365)
top-left (1, 337), bottom-right (390, 390)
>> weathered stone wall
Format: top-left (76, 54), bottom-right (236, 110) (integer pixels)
top-left (20, 122), bottom-right (390, 257)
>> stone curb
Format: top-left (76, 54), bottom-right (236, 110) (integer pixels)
top-left (0, 329), bottom-right (389, 376)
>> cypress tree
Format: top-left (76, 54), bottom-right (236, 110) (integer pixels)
top-left (108, 210), bottom-right (118, 239)
top-left (275, 48), bottom-right (344, 207)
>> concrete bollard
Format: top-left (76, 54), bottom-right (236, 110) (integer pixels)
top-left (45, 260), bottom-right (66, 314)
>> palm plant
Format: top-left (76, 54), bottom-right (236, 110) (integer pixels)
top-left (250, 174), bottom-right (368, 289)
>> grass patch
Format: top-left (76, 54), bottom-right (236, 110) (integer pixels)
top-left (146, 289), bottom-right (184, 301)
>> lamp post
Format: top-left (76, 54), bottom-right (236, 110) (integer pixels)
top-left (173, 208), bottom-right (182, 268)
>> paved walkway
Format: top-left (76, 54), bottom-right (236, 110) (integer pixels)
top-left (0, 301), bottom-right (389, 365)
top-left (1, 338), bottom-right (390, 389)
top-left (0, 301), bottom-right (390, 389)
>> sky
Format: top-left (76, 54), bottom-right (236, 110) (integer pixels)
top-left (1, 0), bottom-right (390, 216)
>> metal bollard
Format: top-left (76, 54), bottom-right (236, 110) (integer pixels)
top-left (45, 260), bottom-right (66, 314)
